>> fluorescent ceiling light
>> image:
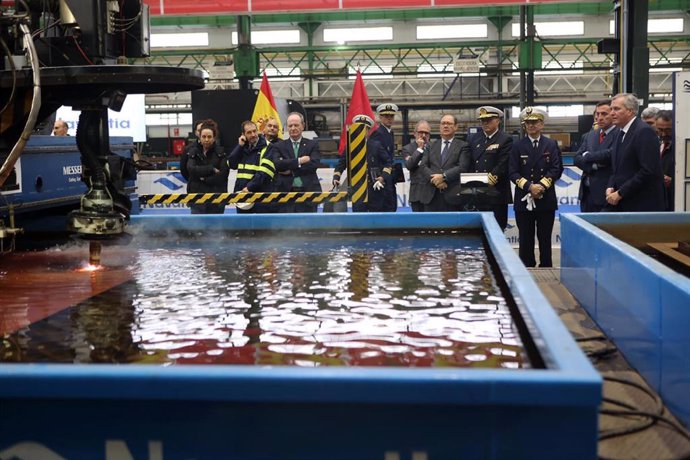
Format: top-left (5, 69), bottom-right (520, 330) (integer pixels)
top-left (512, 21), bottom-right (584, 37)
top-left (151, 32), bottom-right (209, 48)
top-left (231, 30), bottom-right (301, 45)
top-left (324, 27), bottom-right (393, 43)
top-left (417, 24), bottom-right (487, 40)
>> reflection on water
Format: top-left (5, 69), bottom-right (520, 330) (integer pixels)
top-left (1, 234), bottom-right (527, 368)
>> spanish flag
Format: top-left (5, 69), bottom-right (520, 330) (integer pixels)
top-left (338, 70), bottom-right (375, 155)
top-left (251, 72), bottom-right (283, 139)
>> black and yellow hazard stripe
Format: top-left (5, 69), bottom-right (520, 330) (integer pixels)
top-left (348, 122), bottom-right (368, 206)
top-left (140, 191), bottom-right (348, 206)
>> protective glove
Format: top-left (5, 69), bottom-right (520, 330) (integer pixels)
top-left (521, 193), bottom-right (536, 211)
top-left (372, 180), bottom-right (385, 191)
top-left (333, 178), bottom-right (340, 187)
top-left (487, 173), bottom-right (498, 185)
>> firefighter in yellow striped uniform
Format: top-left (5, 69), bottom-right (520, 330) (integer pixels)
top-left (228, 120), bottom-right (278, 213)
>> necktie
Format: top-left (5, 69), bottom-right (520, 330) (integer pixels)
top-left (620, 130), bottom-right (626, 143)
top-left (292, 141), bottom-right (303, 187)
top-left (441, 140), bottom-right (450, 162)
top-left (660, 142), bottom-right (667, 157)
top-left (599, 130), bottom-right (605, 144)
top-left (533, 139), bottom-right (538, 149)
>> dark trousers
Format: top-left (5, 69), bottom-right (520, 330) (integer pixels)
top-left (410, 201), bottom-right (424, 212)
top-left (580, 187), bottom-right (604, 213)
top-left (383, 181), bottom-right (397, 212)
top-left (515, 210), bottom-right (555, 267)
top-left (424, 190), bottom-right (458, 212)
top-left (492, 204), bottom-right (508, 231)
top-left (191, 203), bottom-right (225, 214)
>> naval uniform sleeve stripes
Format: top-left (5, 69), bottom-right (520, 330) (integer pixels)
top-left (539, 177), bottom-right (553, 189)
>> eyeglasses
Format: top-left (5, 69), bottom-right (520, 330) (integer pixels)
top-left (416, 131), bottom-right (431, 136)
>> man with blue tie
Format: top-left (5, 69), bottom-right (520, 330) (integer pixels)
top-left (274, 112), bottom-right (322, 213)
top-left (419, 114), bottom-right (470, 212)
top-left (605, 93), bottom-right (665, 212)
top-left (509, 107), bottom-right (563, 268)
top-left (370, 103), bottom-right (399, 212)
top-left (574, 100), bottom-right (618, 212)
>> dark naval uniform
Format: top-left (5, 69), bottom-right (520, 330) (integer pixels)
top-left (463, 130), bottom-right (513, 230)
top-left (371, 102), bottom-right (399, 212)
top-left (333, 137), bottom-right (392, 212)
top-left (509, 135), bottom-right (563, 267)
top-left (227, 136), bottom-right (277, 213)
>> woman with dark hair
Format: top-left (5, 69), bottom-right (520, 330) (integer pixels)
top-left (181, 118), bottom-right (218, 181)
top-left (186, 123), bottom-right (229, 214)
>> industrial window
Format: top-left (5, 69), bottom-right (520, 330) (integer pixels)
top-left (150, 32), bottom-right (209, 48)
top-left (511, 61), bottom-right (583, 76)
top-left (145, 113), bottom-right (193, 126)
top-left (416, 24), bottom-right (488, 40)
top-left (261, 67), bottom-right (302, 82)
top-left (509, 105), bottom-right (584, 118)
top-left (512, 21), bottom-right (584, 37)
top-left (348, 65), bottom-right (393, 79)
top-left (416, 63), bottom-right (455, 77)
top-left (324, 27), bottom-right (393, 44)
top-left (231, 30), bottom-right (301, 45)
top-left (609, 18), bottom-right (685, 35)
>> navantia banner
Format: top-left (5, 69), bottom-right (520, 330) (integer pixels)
top-left (55, 94), bottom-right (146, 142)
top-left (145, 0), bottom-right (577, 15)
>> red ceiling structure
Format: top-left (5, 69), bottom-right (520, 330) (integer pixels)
top-left (144, 0), bottom-right (577, 16)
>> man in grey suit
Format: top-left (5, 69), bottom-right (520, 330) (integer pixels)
top-left (419, 114), bottom-right (470, 211)
top-left (403, 120), bottom-right (432, 212)
top-left (574, 100), bottom-right (618, 212)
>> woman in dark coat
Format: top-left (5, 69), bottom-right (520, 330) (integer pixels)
top-left (186, 124), bottom-right (229, 214)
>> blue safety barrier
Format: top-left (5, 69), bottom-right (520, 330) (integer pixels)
top-left (561, 212), bottom-right (690, 427)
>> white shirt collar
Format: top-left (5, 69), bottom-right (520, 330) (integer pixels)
top-left (621, 117), bottom-right (636, 134)
top-left (291, 137), bottom-right (302, 144)
top-left (441, 137), bottom-right (453, 142)
top-left (528, 135), bottom-right (540, 143)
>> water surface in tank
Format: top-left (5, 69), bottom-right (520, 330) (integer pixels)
top-left (0, 234), bottom-right (527, 367)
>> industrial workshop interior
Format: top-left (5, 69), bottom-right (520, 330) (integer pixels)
top-left (1, 0), bottom-right (690, 458)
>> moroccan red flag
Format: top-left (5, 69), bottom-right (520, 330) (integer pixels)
top-left (251, 72), bottom-right (283, 139)
top-left (338, 70), bottom-right (375, 155)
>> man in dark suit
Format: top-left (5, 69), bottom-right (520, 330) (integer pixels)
top-left (509, 107), bottom-right (563, 268)
top-left (656, 110), bottom-right (675, 211)
top-left (573, 100), bottom-right (618, 212)
top-left (419, 114), bottom-right (470, 212)
top-left (606, 93), bottom-right (665, 212)
top-left (461, 106), bottom-right (513, 230)
top-left (274, 112), bottom-right (322, 213)
top-left (370, 103), bottom-right (399, 212)
top-left (403, 120), bottom-right (432, 212)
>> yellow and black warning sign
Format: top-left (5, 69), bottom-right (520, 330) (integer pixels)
top-left (140, 191), bottom-right (348, 207)
top-left (348, 121), bottom-right (368, 206)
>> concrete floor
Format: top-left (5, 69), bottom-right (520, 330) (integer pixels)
top-left (531, 262), bottom-right (690, 460)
